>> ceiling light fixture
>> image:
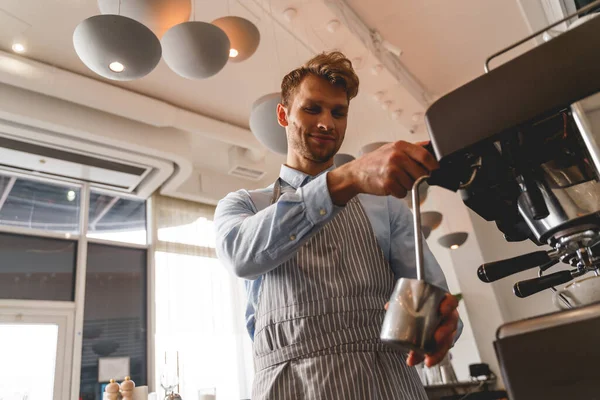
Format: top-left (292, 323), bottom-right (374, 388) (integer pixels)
top-left (359, 142), bottom-right (389, 156)
top-left (109, 61), bottom-right (125, 72)
top-left (421, 211), bottom-right (443, 231)
top-left (229, 48), bottom-right (239, 58)
top-left (212, 16), bottom-right (260, 63)
top-left (12, 43), bottom-right (25, 53)
top-left (334, 153), bottom-right (355, 167)
top-left (282, 8), bottom-right (297, 23)
top-left (249, 93), bottom-right (288, 155)
top-left (438, 232), bottom-right (469, 250)
top-left (371, 64), bottom-right (383, 75)
top-left (97, 0), bottom-right (192, 38)
top-left (73, 15), bottom-right (161, 81)
top-left (327, 19), bottom-right (341, 33)
top-left (161, 21), bottom-right (230, 79)
top-left (381, 100), bottom-right (393, 110)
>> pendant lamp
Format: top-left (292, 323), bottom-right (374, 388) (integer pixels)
top-left (73, 14), bottom-right (161, 81)
top-left (334, 153), bottom-right (355, 167)
top-left (438, 232), bottom-right (469, 250)
top-left (359, 141), bottom-right (389, 156)
top-left (420, 211), bottom-right (443, 231)
top-left (97, 0), bottom-right (192, 38)
top-left (212, 16), bottom-right (260, 62)
top-left (249, 93), bottom-right (288, 154)
top-left (161, 21), bottom-right (230, 79)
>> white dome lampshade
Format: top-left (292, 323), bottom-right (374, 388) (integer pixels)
top-left (359, 141), bottom-right (390, 156)
top-left (97, 0), bottom-right (192, 38)
top-left (249, 93), bottom-right (288, 155)
top-left (161, 21), bottom-right (230, 79)
top-left (422, 226), bottom-right (432, 239)
top-left (73, 15), bottom-right (161, 81)
top-left (334, 153), bottom-right (355, 167)
top-left (420, 211), bottom-right (443, 231)
top-left (438, 232), bottom-right (468, 250)
top-left (212, 16), bottom-right (260, 62)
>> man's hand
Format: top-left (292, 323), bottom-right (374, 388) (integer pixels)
top-left (408, 293), bottom-right (459, 367)
top-left (328, 140), bottom-right (439, 205)
top-left (384, 293), bottom-right (459, 367)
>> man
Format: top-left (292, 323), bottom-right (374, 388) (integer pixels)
top-left (215, 51), bottom-right (461, 399)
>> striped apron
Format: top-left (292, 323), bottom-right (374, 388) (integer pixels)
top-left (251, 180), bottom-right (427, 399)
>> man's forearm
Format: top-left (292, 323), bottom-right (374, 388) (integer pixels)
top-left (326, 164), bottom-right (360, 206)
top-left (215, 173), bottom-right (342, 279)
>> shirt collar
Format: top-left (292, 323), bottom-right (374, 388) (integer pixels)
top-left (279, 164), bottom-right (335, 189)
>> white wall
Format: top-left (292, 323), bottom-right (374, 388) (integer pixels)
top-left (425, 187), bottom-right (506, 386)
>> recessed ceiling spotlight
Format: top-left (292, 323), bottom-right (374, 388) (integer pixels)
top-left (12, 43), bottom-right (26, 53)
top-left (282, 8), bottom-right (297, 22)
top-left (109, 61), bottom-right (125, 72)
top-left (391, 109), bottom-right (403, 120)
top-left (412, 112), bottom-right (424, 123)
top-left (327, 19), bottom-right (341, 33)
top-left (370, 64), bottom-right (383, 76)
top-left (373, 91), bottom-right (386, 102)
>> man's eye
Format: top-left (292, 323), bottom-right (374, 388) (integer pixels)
top-left (333, 112), bottom-right (347, 118)
top-left (304, 107), bottom-right (319, 114)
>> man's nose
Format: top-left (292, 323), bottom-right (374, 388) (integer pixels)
top-left (317, 113), bottom-right (334, 131)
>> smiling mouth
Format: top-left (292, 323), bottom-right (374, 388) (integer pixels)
top-left (309, 135), bottom-right (335, 142)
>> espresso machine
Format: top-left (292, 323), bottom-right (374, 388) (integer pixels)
top-left (422, 3), bottom-right (600, 399)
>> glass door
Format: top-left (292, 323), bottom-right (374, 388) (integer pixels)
top-left (0, 304), bottom-right (73, 400)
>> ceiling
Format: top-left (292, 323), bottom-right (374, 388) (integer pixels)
top-left (0, 0), bottom-right (535, 155)
top-left (0, 0), bottom-right (552, 243)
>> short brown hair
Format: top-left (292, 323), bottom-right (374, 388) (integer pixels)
top-left (280, 51), bottom-right (359, 107)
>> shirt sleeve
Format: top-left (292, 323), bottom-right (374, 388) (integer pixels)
top-left (387, 196), bottom-right (464, 342)
top-left (214, 172), bottom-right (343, 280)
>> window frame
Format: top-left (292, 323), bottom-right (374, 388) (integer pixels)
top-left (0, 171), bottom-right (156, 400)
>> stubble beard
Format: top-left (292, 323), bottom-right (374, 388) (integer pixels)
top-left (293, 133), bottom-right (337, 163)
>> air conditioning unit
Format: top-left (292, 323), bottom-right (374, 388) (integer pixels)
top-left (228, 146), bottom-right (266, 181)
top-left (0, 119), bottom-right (174, 199)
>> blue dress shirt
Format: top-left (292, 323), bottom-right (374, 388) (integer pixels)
top-left (215, 165), bottom-right (459, 340)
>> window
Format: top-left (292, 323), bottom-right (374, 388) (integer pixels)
top-left (0, 173), bottom-right (80, 233)
top-left (87, 191), bottom-right (147, 245)
top-left (79, 243), bottom-right (148, 400)
top-left (154, 195), bottom-right (253, 399)
top-left (0, 232), bottom-right (77, 301)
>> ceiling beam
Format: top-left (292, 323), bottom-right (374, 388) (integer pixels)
top-left (323, 0), bottom-right (434, 108)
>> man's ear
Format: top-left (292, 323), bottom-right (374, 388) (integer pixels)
top-left (277, 103), bottom-right (289, 127)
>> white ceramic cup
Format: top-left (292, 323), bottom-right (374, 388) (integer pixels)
top-left (553, 275), bottom-right (600, 310)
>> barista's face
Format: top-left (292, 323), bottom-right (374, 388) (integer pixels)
top-left (277, 74), bottom-right (349, 173)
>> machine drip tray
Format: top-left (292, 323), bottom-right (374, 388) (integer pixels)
top-left (494, 301), bottom-right (600, 400)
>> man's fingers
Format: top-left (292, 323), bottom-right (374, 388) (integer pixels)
top-left (390, 168), bottom-right (414, 194)
top-left (406, 351), bottom-right (425, 367)
top-left (403, 143), bottom-right (439, 172)
top-left (425, 343), bottom-right (451, 368)
top-left (434, 318), bottom-right (458, 344)
top-left (397, 156), bottom-right (429, 182)
top-left (440, 294), bottom-right (459, 317)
